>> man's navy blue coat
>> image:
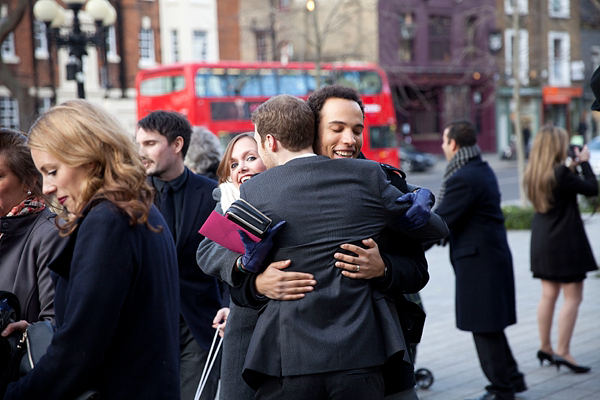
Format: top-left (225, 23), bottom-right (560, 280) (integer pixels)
top-left (152, 168), bottom-right (222, 350)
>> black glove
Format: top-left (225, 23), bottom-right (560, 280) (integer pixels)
top-left (238, 221), bottom-right (286, 273)
top-left (396, 188), bottom-right (435, 230)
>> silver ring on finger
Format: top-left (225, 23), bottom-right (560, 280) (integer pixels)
top-left (356, 265), bottom-right (360, 273)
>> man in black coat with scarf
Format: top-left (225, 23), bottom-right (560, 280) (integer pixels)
top-left (432, 120), bottom-right (526, 400)
top-left (136, 111), bottom-right (223, 400)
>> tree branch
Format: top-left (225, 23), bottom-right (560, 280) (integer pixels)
top-left (0, 0), bottom-right (28, 43)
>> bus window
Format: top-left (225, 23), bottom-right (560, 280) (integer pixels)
top-left (140, 75), bottom-right (185, 96)
top-left (278, 69), bottom-right (308, 95)
top-left (236, 70), bottom-right (261, 96)
top-left (259, 69), bottom-right (277, 96)
top-left (336, 71), bottom-right (361, 90)
top-left (211, 101), bottom-right (246, 120)
top-left (195, 68), bottom-right (229, 97)
top-left (359, 71), bottom-right (383, 94)
top-left (369, 125), bottom-right (397, 149)
top-left (335, 71), bottom-right (382, 95)
top-left (306, 70), bottom-right (333, 92)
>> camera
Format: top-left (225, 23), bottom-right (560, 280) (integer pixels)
top-left (567, 144), bottom-right (582, 160)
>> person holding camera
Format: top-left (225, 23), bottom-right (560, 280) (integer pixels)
top-left (524, 125), bottom-right (598, 374)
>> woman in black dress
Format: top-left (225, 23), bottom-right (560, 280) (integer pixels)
top-left (524, 125), bottom-right (598, 373)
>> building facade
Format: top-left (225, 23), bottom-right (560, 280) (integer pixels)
top-left (159, 0), bottom-right (219, 65)
top-left (581, 0), bottom-right (600, 139)
top-left (236, 0), bottom-right (378, 63)
top-left (0, 0), bottom-right (165, 131)
top-left (494, 0), bottom-right (585, 151)
top-left (379, 0), bottom-right (498, 153)
top-left (217, 0), bottom-right (240, 60)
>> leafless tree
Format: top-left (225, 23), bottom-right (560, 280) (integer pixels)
top-left (0, 0), bottom-right (36, 131)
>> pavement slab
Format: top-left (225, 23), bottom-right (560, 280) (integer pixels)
top-left (415, 215), bottom-right (600, 400)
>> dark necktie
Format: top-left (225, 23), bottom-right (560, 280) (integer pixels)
top-left (160, 182), bottom-right (176, 240)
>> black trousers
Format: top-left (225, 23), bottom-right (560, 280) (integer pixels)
top-left (180, 317), bottom-right (220, 400)
top-left (473, 330), bottom-right (525, 399)
top-left (256, 366), bottom-right (384, 400)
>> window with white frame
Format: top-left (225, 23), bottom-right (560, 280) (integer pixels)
top-left (0, 21), bottom-right (18, 63)
top-left (0, 7), bottom-right (18, 63)
top-left (548, 0), bottom-right (569, 18)
top-left (192, 30), bottom-right (208, 61)
top-left (504, 0), bottom-right (528, 15)
top-left (504, 29), bottom-right (529, 85)
top-left (548, 31), bottom-right (570, 86)
top-left (37, 97), bottom-right (52, 115)
top-left (33, 20), bottom-right (48, 59)
top-left (0, 97), bottom-right (19, 129)
top-left (139, 28), bottom-right (155, 66)
top-left (171, 30), bottom-right (179, 63)
top-left (106, 26), bottom-right (119, 62)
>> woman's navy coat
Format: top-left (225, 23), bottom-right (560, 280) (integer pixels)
top-left (5, 201), bottom-right (181, 400)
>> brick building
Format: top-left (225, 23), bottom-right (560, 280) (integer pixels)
top-left (217, 0), bottom-right (240, 60)
top-left (378, 0), bottom-right (498, 153)
top-left (494, 0), bottom-right (584, 149)
top-left (0, 0), bottom-right (161, 131)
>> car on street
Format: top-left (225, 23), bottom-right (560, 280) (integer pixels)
top-left (588, 136), bottom-right (600, 177)
top-left (399, 141), bottom-right (437, 172)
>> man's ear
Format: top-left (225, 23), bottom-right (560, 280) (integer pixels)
top-left (265, 134), bottom-right (277, 152)
top-left (172, 136), bottom-right (185, 154)
top-left (450, 138), bottom-right (458, 153)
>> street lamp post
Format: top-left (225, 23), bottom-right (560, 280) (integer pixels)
top-left (33, 0), bottom-right (116, 99)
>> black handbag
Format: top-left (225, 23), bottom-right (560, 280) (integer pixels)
top-left (0, 296), bottom-right (98, 400)
top-left (18, 320), bottom-right (54, 375)
top-left (226, 198), bottom-right (272, 239)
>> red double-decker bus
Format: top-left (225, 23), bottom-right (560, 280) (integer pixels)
top-left (136, 61), bottom-right (399, 167)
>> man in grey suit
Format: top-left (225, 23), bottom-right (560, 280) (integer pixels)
top-left (235, 94), bottom-right (418, 400)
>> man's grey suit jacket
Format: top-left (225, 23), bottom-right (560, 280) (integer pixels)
top-left (239, 155), bottom-right (413, 388)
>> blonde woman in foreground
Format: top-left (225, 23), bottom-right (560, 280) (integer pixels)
top-left (5, 100), bottom-right (181, 399)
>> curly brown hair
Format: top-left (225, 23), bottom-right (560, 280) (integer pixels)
top-left (307, 84), bottom-right (365, 140)
top-left (28, 100), bottom-right (157, 235)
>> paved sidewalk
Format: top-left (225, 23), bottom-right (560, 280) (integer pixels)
top-left (415, 215), bottom-right (600, 399)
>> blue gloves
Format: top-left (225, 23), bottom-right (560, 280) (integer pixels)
top-left (396, 188), bottom-right (435, 230)
top-left (238, 221), bottom-right (286, 273)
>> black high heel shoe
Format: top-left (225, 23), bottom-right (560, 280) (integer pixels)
top-left (554, 356), bottom-right (591, 373)
top-left (537, 350), bottom-right (555, 365)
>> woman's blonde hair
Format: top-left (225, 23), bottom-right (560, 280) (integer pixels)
top-left (28, 99), bottom-right (155, 235)
top-left (523, 125), bottom-right (569, 213)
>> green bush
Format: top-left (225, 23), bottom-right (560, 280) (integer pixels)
top-left (502, 206), bottom-right (535, 230)
top-left (578, 195), bottom-right (599, 213)
top-left (502, 196), bottom-right (598, 230)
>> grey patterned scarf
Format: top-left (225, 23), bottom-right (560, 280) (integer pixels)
top-left (436, 144), bottom-right (481, 208)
